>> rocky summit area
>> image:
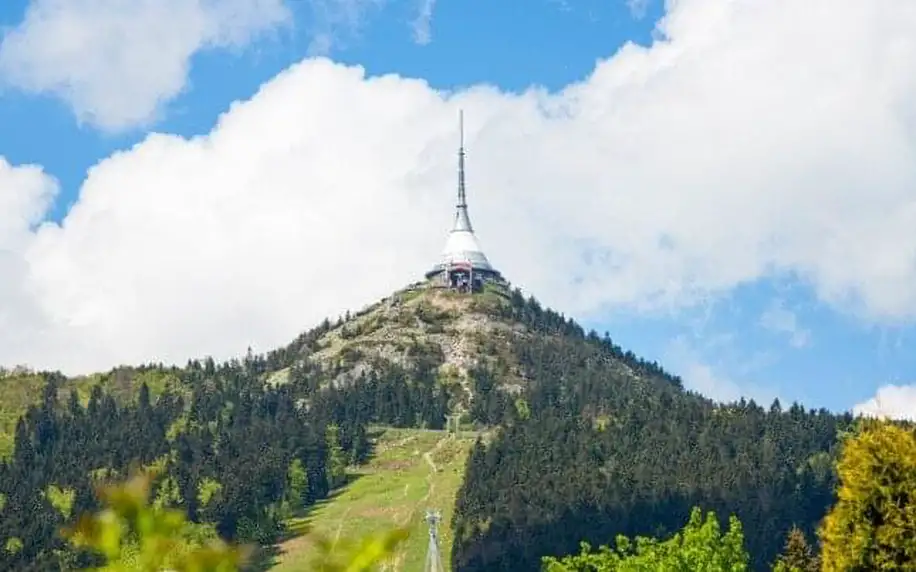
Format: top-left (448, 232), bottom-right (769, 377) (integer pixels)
top-left (266, 281), bottom-right (673, 420)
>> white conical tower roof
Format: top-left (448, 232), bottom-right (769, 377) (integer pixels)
top-left (427, 112), bottom-right (498, 276)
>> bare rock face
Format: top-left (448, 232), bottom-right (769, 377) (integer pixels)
top-left (273, 282), bottom-right (528, 409)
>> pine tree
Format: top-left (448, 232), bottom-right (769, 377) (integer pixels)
top-left (325, 424), bottom-right (348, 490)
top-left (772, 526), bottom-right (819, 572)
top-left (286, 458), bottom-right (309, 512)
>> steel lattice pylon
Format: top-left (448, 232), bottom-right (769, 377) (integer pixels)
top-left (424, 509), bottom-right (445, 572)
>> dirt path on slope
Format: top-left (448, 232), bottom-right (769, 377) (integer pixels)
top-left (386, 436), bottom-right (449, 572)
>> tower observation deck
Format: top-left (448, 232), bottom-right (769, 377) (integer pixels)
top-left (425, 111), bottom-right (504, 292)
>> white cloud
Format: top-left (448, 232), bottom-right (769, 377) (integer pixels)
top-left (854, 384), bottom-right (916, 421)
top-left (760, 301), bottom-right (810, 348)
top-left (411, 0), bottom-right (436, 45)
top-left (0, 158), bottom-right (58, 250)
top-left (1, 0), bottom-right (916, 376)
top-left (0, 0), bottom-right (290, 131)
top-left (0, 159), bottom-right (61, 364)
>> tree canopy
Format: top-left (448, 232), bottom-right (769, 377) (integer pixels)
top-left (542, 506), bottom-right (749, 571)
top-left (819, 421), bottom-right (916, 570)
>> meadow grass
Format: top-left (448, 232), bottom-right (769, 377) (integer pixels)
top-left (271, 427), bottom-right (476, 571)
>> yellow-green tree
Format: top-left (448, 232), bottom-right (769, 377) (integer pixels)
top-left (66, 471), bottom-right (408, 571)
top-left (66, 472), bottom-right (249, 571)
top-left (542, 506), bottom-right (749, 571)
top-left (45, 484), bottom-right (77, 520)
top-left (818, 421), bottom-right (916, 570)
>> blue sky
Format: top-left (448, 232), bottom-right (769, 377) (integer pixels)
top-left (0, 0), bottom-right (659, 216)
top-left (1, 0), bottom-right (915, 416)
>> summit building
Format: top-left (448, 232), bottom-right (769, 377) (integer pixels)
top-left (425, 112), bottom-right (505, 293)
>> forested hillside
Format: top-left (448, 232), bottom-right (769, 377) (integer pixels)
top-left (448, 294), bottom-right (850, 571)
top-left (0, 284), bottom-right (854, 570)
top-left (0, 357), bottom-right (369, 569)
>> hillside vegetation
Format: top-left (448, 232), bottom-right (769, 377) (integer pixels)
top-left (273, 427), bottom-right (475, 571)
top-left (0, 366), bottom-right (185, 457)
top-left (0, 282), bottom-right (860, 571)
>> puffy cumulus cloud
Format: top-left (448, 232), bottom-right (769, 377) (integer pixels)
top-left (17, 63), bottom-right (455, 372)
top-left (0, 0), bottom-right (290, 131)
top-left (2, 0), bottom-right (916, 376)
top-left (0, 158), bottom-right (58, 249)
top-left (853, 384), bottom-right (916, 421)
top-left (0, 159), bottom-right (61, 365)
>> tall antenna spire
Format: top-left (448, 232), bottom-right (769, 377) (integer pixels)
top-left (458, 109), bottom-right (466, 208)
top-left (423, 109), bottom-right (505, 289)
top-left (453, 109), bottom-right (473, 232)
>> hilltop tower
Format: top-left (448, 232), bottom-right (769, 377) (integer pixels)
top-left (425, 111), bottom-right (504, 293)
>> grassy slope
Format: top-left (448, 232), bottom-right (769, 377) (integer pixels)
top-left (272, 427), bottom-right (476, 572)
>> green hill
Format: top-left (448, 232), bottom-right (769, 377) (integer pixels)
top-left (0, 282), bottom-right (849, 571)
top-left (0, 281), bottom-right (676, 448)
